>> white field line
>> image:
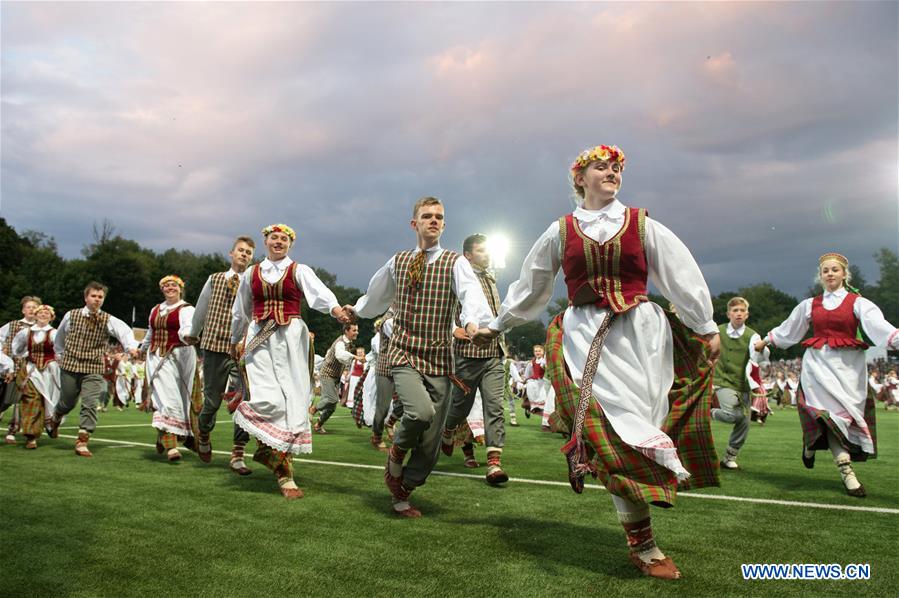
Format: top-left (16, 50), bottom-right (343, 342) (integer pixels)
top-left (56, 433), bottom-right (899, 515)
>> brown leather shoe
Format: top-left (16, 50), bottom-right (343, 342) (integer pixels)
top-left (486, 466), bottom-right (509, 485)
top-left (393, 505), bottom-right (422, 518)
top-left (846, 484), bottom-right (867, 498)
top-left (74, 443), bottom-right (93, 457)
top-left (25, 439), bottom-right (37, 450)
top-left (280, 486), bottom-right (304, 500)
top-left (628, 552), bottom-right (682, 579)
top-left (167, 448), bottom-right (182, 462)
top-left (230, 461), bottom-right (252, 476)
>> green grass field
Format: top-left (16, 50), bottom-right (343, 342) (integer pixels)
top-left (2, 402), bottom-right (896, 597)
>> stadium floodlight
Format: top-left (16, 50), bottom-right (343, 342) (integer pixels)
top-left (485, 232), bottom-right (510, 269)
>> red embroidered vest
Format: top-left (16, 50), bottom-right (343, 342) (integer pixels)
top-left (27, 330), bottom-right (56, 370)
top-left (801, 293), bottom-right (868, 349)
top-left (560, 207), bottom-right (649, 313)
top-left (149, 303), bottom-right (188, 356)
top-left (251, 262), bottom-right (304, 324)
top-left (530, 359), bottom-right (545, 379)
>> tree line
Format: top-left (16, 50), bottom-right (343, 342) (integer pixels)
top-left (2, 217), bottom-right (896, 360)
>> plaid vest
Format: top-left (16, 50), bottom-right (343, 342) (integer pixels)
top-left (385, 249), bottom-right (459, 376)
top-left (454, 267), bottom-right (502, 359)
top-left (251, 262), bottom-right (304, 324)
top-left (375, 309), bottom-right (395, 378)
top-left (200, 272), bottom-right (239, 354)
top-left (3, 319), bottom-right (29, 373)
top-left (321, 334), bottom-right (354, 380)
top-left (27, 330), bottom-right (57, 371)
top-left (560, 208), bottom-right (649, 314)
top-left (149, 303), bottom-right (188, 357)
top-left (60, 309), bottom-right (111, 374)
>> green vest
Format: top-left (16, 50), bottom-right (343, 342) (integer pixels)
top-left (714, 323), bottom-right (756, 392)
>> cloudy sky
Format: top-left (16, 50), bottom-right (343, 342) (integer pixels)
top-left (2, 1), bottom-right (897, 301)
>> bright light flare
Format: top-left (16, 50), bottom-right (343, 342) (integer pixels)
top-left (485, 232), bottom-right (510, 269)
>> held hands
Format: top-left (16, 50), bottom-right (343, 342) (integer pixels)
top-left (183, 335), bottom-right (199, 346)
top-left (230, 342), bottom-right (244, 361)
top-left (128, 348), bottom-right (141, 359)
top-left (753, 338), bottom-right (768, 352)
top-left (452, 327), bottom-right (469, 341)
top-left (334, 305), bottom-right (357, 324)
top-left (472, 327), bottom-right (499, 348)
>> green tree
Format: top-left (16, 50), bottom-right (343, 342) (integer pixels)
top-left (304, 267), bottom-right (366, 354)
top-left (506, 320), bottom-right (548, 359)
top-left (867, 247), bottom-right (899, 327)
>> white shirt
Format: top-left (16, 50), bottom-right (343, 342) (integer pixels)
top-left (11, 324), bottom-right (56, 358)
top-left (332, 334), bottom-right (355, 365)
top-left (767, 287), bottom-right (899, 350)
top-left (489, 200), bottom-right (716, 335)
top-left (353, 244), bottom-right (494, 329)
top-left (0, 318), bottom-right (34, 356)
top-left (231, 257), bottom-right (340, 343)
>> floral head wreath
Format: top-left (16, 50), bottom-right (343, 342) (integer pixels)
top-left (35, 304), bottom-right (56, 319)
top-left (159, 275), bottom-right (185, 289)
top-left (570, 145), bottom-right (626, 174)
top-left (818, 252), bottom-right (848, 270)
top-left (262, 223), bottom-right (296, 242)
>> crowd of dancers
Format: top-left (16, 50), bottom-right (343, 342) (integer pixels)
top-left (2, 144), bottom-right (898, 581)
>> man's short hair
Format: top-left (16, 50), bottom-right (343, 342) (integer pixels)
top-left (463, 233), bottom-right (487, 255)
top-left (412, 196), bottom-right (442, 218)
top-left (232, 235), bottom-right (256, 250)
top-left (344, 323), bottom-right (359, 332)
top-left (83, 281), bottom-right (108, 297)
top-left (727, 297), bottom-right (749, 310)
top-left (21, 295), bottom-right (42, 307)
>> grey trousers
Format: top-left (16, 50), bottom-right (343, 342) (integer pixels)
top-left (198, 350), bottom-right (250, 443)
top-left (391, 366), bottom-right (452, 488)
top-left (56, 369), bottom-right (106, 433)
top-left (372, 374), bottom-right (395, 436)
top-left (445, 356), bottom-right (505, 449)
top-left (316, 376), bottom-right (341, 424)
top-left (712, 387), bottom-right (750, 453)
top-left (1, 379), bottom-right (21, 414)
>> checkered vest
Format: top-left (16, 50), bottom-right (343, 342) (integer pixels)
top-left (321, 334), bottom-right (354, 380)
top-left (148, 303), bottom-right (189, 357)
top-left (385, 249), bottom-right (459, 376)
top-left (375, 309), bottom-right (395, 378)
top-left (60, 309), bottom-right (111, 374)
top-left (454, 267), bottom-right (502, 359)
top-left (2, 319), bottom-right (28, 373)
top-left (27, 329), bottom-right (56, 370)
top-left (200, 272), bottom-right (240, 354)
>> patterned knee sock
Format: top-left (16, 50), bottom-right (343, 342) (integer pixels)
top-left (231, 440), bottom-right (247, 466)
top-left (620, 515), bottom-right (665, 563)
top-left (387, 445), bottom-right (407, 478)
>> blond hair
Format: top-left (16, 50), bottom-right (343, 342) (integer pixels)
top-left (727, 297), bottom-right (749, 310)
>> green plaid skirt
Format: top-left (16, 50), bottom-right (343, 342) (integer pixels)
top-left (545, 309), bottom-right (719, 507)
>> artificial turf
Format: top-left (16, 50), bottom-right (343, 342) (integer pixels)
top-left (1, 402), bottom-right (896, 597)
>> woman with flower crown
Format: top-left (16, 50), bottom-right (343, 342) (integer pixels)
top-left (475, 145), bottom-right (721, 580)
top-left (230, 224), bottom-right (350, 499)
top-left (140, 275), bottom-right (200, 462)
top-left (755, 253), bottom-right (899, 497)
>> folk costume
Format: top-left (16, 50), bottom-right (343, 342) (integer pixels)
top-left (141, 290), bottom-right (200, 462)
top-left (487, 144), bottom-right (718, 580)
top-left (441, 262), bottom-right (509, 484)
top-left (313, 332), bottom-right (355, 431)
top-left (353, 244), bottom-right (493, 516)
top-left (11, 321), bottom-right (60, 448)
top-left (231, 232), bottom-right (342, 498)
top-left (711, 321), bottom-right (769, 468)
top-left (371, 310), bottom-right (398, 450)
top-left (191, 267), bottom-right (253, 474)
top-left (1, 316), bottom-right (35, 443)
top-left (50, 306), bottom-right (139, 456)
top-left (763, 255), bottom-right (899, 497)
